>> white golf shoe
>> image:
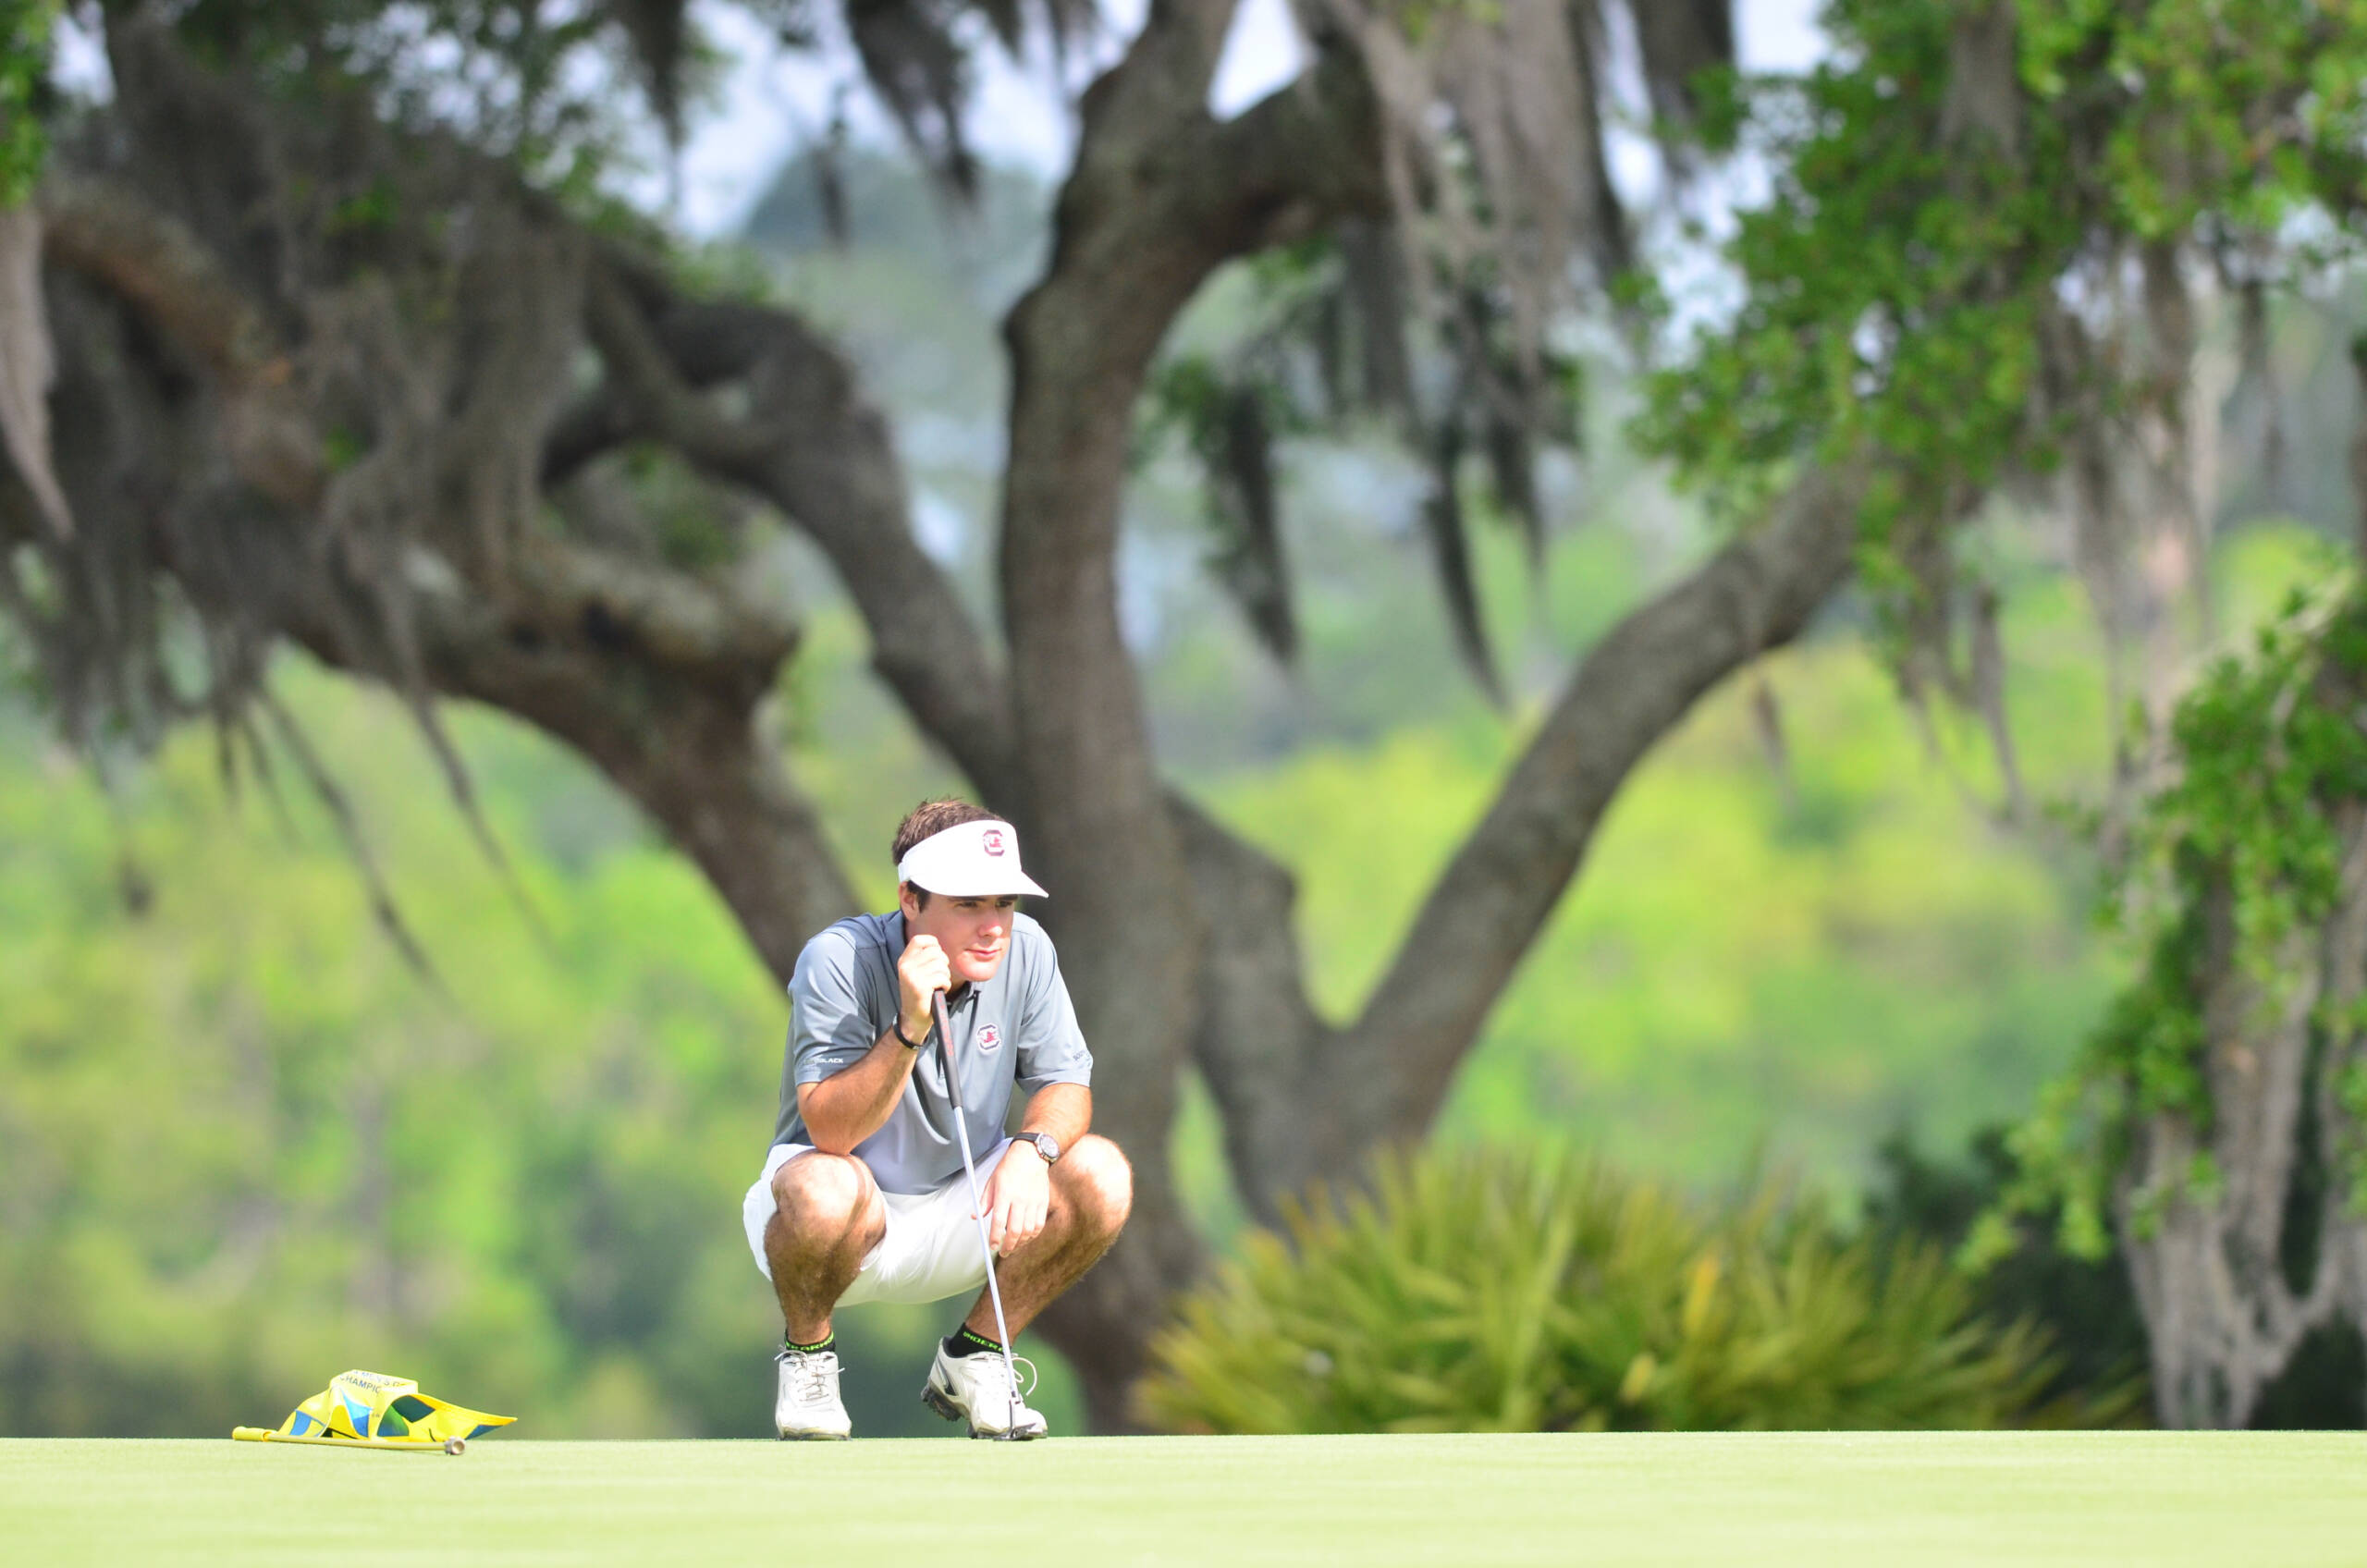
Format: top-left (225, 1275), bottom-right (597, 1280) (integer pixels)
top-left (923, 1342), bottom-right (1048, 1439)
top-left (774, 1346), bottom-right (852, 1440)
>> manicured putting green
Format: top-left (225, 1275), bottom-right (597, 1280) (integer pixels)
top-left (8, 1432), bottom-right (2365, 1564)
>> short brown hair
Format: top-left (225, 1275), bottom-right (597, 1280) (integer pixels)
top-left (892, 798), bottom-right (1003, 868)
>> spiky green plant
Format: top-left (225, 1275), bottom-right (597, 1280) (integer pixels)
top-left (1139, 1146), bottom-right (2104, 1433)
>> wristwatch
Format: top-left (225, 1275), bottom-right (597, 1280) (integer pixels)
top-left (1014, 1132), bottom-right (1061, 1165)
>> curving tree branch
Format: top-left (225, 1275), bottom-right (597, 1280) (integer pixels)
top-left (574, 254), bottom-right (1020, 799)
top-left (1184, 469), bottom-right (1867, 1217)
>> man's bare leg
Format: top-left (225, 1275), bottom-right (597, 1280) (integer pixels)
top-left (765, 1152), bottom-right (886, 1343)
top-left (962, 1134), bottom-right (1133, 1341)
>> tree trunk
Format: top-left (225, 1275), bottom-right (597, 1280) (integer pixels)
top-left (990, 0), bottom-right (1391, 1425)
top-left (2112, 360), bottom-right (2367, 1428)
top-left (2118, 802), bottom-right (2367, 1427)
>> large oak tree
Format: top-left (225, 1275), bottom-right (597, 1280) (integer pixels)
top-left (1, 0), bottom-right (1868, 1427)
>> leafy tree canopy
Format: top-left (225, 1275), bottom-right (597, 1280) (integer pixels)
top-left (1642, 0), bottom-right (2367, 701)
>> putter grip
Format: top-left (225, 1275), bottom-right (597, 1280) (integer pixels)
top-left (931, 990), bottom-right (963, 1113)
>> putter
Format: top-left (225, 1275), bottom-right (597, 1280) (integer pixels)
top-left (931, 988), bottom-right (1026, 1439)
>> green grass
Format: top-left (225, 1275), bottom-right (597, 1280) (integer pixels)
top-left (8, 1434), bottom-right (2366, 1564)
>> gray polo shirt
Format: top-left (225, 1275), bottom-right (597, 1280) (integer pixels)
top-left (772, 911), bottom-right (1092, 1194)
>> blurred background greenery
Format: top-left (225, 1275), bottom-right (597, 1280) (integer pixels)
top-left (0, 141), bottom-right (2352, 1439)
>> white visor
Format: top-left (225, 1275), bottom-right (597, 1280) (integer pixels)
top-left (896, 819), bottom-right (1048, 899)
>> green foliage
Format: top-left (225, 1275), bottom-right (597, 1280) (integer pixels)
top-left (2016, 0), bottom-right (2367, 241)
top-left (1138, 1145), bottom-right (2080, 1434)
top-left (1637, 0), bottom-right (2045, 527)
top-left (1988, 570), bottom-right (2367, 1260)
top-left (0, 668), bottom-right (768, 1436)
top-left (0, 0), bottom-right (55, 207)
top-left (123, 1), bottom-right (1070, 207)
top-left (1637, 0), bottom-right (2367, 557)
top-left (1864, 1126), bottom-right (2150, 1414)
top-left (106, 0), bottom-right (701, 195)
top-left (0, 661), bottom-right (1073, 1438)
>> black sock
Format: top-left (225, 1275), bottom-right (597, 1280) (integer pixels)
top-left (783, 1332), bottom-right (835, 1355)
top-left (944, 1326), bottom-right (1003, 1359)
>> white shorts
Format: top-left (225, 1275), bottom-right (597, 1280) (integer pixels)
top-left (742, 1140), bottom-right (1012, 1308)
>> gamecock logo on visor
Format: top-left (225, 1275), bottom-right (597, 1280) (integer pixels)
top-left (983, 829), bottom-right (1008, 857)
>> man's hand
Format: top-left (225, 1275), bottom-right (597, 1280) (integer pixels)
top-left (979, 1143), bottom-right (1050, 1257)
top-left (897, 934), bottom-right (950, 1040)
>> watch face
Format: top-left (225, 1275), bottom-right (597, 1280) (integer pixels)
top-left (1033, 1134), bottom-right (1059, 1163)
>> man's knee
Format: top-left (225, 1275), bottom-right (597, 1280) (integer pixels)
top-left (770, 1152), bottom-right (883, 1246)
top-left (1054, 1134), bottom-right (1133, 1237)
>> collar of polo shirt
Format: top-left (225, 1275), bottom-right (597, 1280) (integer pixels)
top-left (896, 819), bottom-right (1049, 899)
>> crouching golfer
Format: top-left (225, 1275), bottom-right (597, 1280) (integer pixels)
top-left (742, 800), bottom-right (1133, 1439)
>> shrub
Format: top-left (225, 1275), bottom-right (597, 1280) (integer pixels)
top-left (1137, 1145), bottom-right (2096, 1433)
top-left (1862, 1126), bottom-right (2152, 1415)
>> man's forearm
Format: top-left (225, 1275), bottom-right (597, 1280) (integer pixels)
top-left (798, 1025), bottom-right (920, 1153)
top-left (1020, 1084), bottom-right (1091, 1150)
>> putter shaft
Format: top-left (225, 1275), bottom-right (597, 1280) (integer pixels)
top-left (932, 990), bottom-right (1024, 1434)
